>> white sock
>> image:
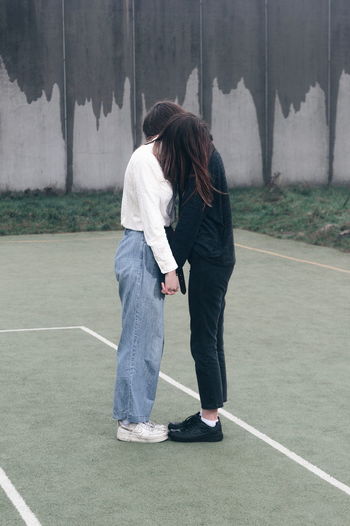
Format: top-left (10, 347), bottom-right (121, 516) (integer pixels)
top-left (201, 416), bottom-right (217, 427)
top-left (121, 419), bottom-right (130, 426)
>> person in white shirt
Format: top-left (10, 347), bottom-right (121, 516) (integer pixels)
top-left (113, 102), bottom-right (184, 443)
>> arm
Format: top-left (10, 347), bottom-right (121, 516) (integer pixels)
top-left (170, 176), bottom-right (206, 268)
top-left (133, 152), bottom-right (178, 275)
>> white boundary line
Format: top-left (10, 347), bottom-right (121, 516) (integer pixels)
top-left (0, 325), bottom-right (83, 525)
top-left (1, 325), bottom-right (350, 503)
top-left (235, 243), bottom-right (350, 274)
top-left (80, 326), bottom-right (350, 498)
top-left (0, 468), bottom-right (41, 526)
top-left (0, 326), bottom-right (82, 334)
top-left (3, 232), bottom-right (349, 274)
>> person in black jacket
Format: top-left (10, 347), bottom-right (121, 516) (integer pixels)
top-left (158, 113), bottom-right (235, 442)
top-left (143, 103), bottom-right (235, 442)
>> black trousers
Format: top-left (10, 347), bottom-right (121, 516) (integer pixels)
top-left (188, 258), bottom-right (234, 410)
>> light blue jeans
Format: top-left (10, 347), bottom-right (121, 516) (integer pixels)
top-left (113, 229), bottom-right (165, 422)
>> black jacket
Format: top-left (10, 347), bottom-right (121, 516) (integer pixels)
top-left (170, 148), bottom-right (235, 271)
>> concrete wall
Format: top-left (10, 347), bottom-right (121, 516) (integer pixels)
top-left (0, 0), bottom-right (66, 192)
top-left (0, 0), bottom-right (350, 192)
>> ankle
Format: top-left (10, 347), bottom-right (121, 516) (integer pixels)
top-left (201, 409), bottom-right (219, 421)
top-left (201, 415), bottom-right (217, 428)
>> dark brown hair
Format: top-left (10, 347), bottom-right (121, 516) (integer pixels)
top-left (142, 100), bottom-right (186, 138)
top-left (155, 113), bottom-right (213, 206)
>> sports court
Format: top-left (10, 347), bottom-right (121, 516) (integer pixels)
top-left (1, 229), bottom-right (349, 525)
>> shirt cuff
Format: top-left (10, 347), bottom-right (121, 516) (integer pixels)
top-left (149, 239), bottom-right (178, 274)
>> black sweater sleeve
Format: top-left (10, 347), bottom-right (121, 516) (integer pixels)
top-left (170, 176), bottom-right (206, 269)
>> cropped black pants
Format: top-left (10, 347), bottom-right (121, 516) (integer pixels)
top-left (188, 257), bottom-right (234, 410)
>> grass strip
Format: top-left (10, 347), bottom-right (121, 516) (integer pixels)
top-left (0, 186), bottom-right (349, 251)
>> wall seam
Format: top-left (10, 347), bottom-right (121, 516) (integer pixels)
top-left (264, 0), bottom-right (269, 183)
top-left (328, 0), bottom-right (333, 184)
top-left (61, 0), bottom-right (69, 191)
top-left (132, 0), bottom-right (137, 149)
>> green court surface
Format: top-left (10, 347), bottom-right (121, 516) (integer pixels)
top-left (0, 229), bottom-right (349, 526)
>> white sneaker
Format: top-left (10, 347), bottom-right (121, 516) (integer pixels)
top-left (148, 421), bottom-right (168, 433)
top-left (117, 421), bottom-right (168, 443)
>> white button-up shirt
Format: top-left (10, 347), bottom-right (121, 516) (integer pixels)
top-left (121, 143), bottom-right (178, 274)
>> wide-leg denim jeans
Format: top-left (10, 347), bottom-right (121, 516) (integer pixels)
top-left (113, 229), bottom-right (164, 423)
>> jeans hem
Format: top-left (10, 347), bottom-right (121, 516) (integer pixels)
top-left (200, 403), bottom-right (224, 410)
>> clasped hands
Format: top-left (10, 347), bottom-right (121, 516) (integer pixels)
top-left (161, 269), bottom-right (179, 295)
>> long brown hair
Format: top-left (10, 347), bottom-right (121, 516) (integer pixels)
top-left (155, 113), bottom-right (213, 206)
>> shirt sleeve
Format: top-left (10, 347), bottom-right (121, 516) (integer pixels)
top-left (132, 153), bottom-right (178, 274)
top-left (170, 176), bottom-right (206, 268)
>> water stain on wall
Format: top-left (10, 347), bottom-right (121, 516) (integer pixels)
top-left (0, 0), bottom-right (64, 130)
top-left (1, 0), bottom-right (349, 188)
top-left (64, 0), bottom-right (133, 189)
top-left (331, 0), bottom-right (350, 182)
top-left (134, 0), bottom-right (200, 145)
top-left (202, 0), bottom-right (266, 179)
top-left (268, 0), bottom-right (329, 181)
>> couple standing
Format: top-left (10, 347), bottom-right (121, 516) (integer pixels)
top-left (113, 101), bottom-right (235, 443)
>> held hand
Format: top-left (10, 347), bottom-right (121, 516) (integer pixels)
top-left (161, 270), bottom-right (179, 295)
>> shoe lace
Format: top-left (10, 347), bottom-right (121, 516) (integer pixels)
top-left (147, 421), bottom-right (156, 428)
top-left (182, 413), bottom-right (200, 428)
top-left (143, 421), bottom-right (165, 430)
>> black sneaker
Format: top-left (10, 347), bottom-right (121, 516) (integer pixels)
top-left (168, 417), bottom-right (223, 442)
top-left (168, 412), bottom-right (201, 431)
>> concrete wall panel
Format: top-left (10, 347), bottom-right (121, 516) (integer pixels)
top-left (272, 84), bottom-right (328, 184)
top-left (139, 67), bottom-right (201, 141)
top-left (0, 0), bottom-right (65, 191)
top-left (268, 0), bottom-right (329, 184)
top-left (332, 0), bottom-right (350, 184)
top-left (65, 0), bottom-right (133, 190)
top-left (333, 72), bottom-right (350, 183)
top-left (134, 0), bottom-right (200, 144)
top-left (0, 62), bottom-right (65, 192)
top-left (178, 68), bottom-right (200, 116)
top-left (202, 0), bottom-right (265, 185)
top-left (72, 78), bottom-right (132, 191)
top-left (211, 79), bottom-right (263, 186)
top-left (2, 1), bottom-right (350, 191)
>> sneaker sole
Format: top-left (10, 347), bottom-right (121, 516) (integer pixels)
top-left (117, 429), bottom-right (168, 443)
top-left (168, 433), bottom-right (223, 443)
top-left (168, 415), bottom-right (218, 432)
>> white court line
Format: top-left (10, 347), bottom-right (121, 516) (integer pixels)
top-left (235, 243), bottom-right (350, 274)
top-left (80, 326), bottom-right (350, 498)
top-left (2, 325), bottom-right (350, 500)
top-left (0, 326), bottom-right (82, 334)
top-left (0, 468), bottom-right (41, 526)
top-left (80, 326), bottom-right (116, 349)
top-left (0, 326), bottom-right (82, 525)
